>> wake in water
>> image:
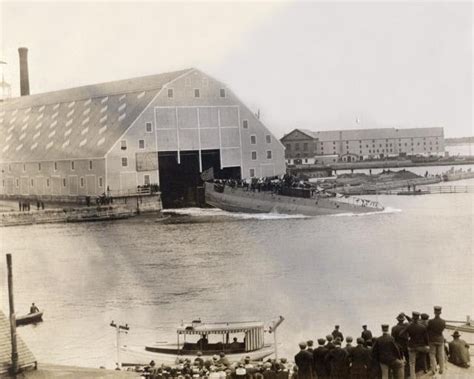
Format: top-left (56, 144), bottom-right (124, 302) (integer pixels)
top-left (162, 207), bottom-right (309, 221)
top-left (329, 206), bottom-right (402, 217)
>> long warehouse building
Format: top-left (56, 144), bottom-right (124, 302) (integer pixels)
top-left (0, 68), bottom-right (286, 206)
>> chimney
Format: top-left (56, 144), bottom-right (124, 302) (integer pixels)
top-left (18, 47), bottom-right (30, 96)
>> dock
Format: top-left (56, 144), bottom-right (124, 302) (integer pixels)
top-left (381, 185), bottom-right (474, 195)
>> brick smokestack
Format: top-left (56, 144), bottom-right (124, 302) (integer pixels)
top-left (18, 47), bottom-right (30, 96)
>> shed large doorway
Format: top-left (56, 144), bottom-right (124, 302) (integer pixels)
top-left (158, 149), bottom-right (240, 208)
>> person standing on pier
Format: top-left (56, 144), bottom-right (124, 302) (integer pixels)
top-left (427, 306), bottom-right (446, 374)
top-left (313, 338), bottom-right (329, 379)
top-left (294, 342), bottom-right (314, 379)
top-left (372, 324), bottom-right (404, 379)
top-left (325, 341), bottom-right (349, 379)
top-left (361, 325), bottom-right (373, 342)
top-left (349, 337), bottom-right (370, 379)
top-left (332, 325), bottom-right (344, 342)
top-left (402, 311), bottom-right (429, 379)
top-left (325, 335), bottom-right (335, 350)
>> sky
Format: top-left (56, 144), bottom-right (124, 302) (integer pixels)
top-left (0, 1), bottom-right (472, 138)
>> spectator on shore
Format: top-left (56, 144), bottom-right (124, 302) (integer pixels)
top-left (344, 336), bottom-right (355, 355)
top-left (313, 338), bottom-right (329, 379)
top-left (372, 324), bottom-right (404, 379)
top-left (230, 337), bottom-right (240, 352)
top-left (306, 340), bottom-right (314, 352)
top-left (217, 352), bottom-right (230, 368)
top-left (402, 311), bottom-right (429, 379)
top-left (194, 351), bottom-right (204, 368)
top-left (419, 313), bottom-right (430, 372)
top-left (294, 342), bottom-right (313, 379)
top-left (361, 325), bottom-right (373, 342)
top-left (427, 306), bottom-right (446, 375)
top-left (325, 335), bottom-right (335, 350)
top-left (448, 331), bottom-right (470, 368)
top-left (350, 338), bottom-right (370, 379)
top-left (325, 341), bottom-right (349, 379)
top-left (332, 325), bottom-right (344, 342)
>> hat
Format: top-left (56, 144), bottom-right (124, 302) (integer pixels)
top-left (197, 351), bottom-right (202, 356)
top-left (335, 325), bottom-right (340, 328)
top-left (381, 324), bottom-right (389, 332)
top-left (356, 337), bottom-right (364, 344)
top-left (434, 306), bottom-right (442, 312)
top-left (452, 330), bottom-right (461, 337)
top-left (421, 313), bottom-right (429, 320)
top-left (412, 311), bottom-right (420, 318)
top-left (317, 338), bottom-right (326, 345)
top-left (298, 341), bottom-right (307, 349)
top-left (326, 335), bottom-right (333, 341)
top-left (362, 325), bottom-right (367, 328)
top-left (212, 355), bottom-right (219, 360)
top-left (219, 352), bottom-right (225, 357)
top-left (396, 313), bottom-right (406, 321)
top-left (307, 340), bottom-right (313, 346)
top-left (346, 336), bottom-right (353, 342)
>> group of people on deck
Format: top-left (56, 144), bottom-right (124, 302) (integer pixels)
top-left (294, 306), bottom-right (470, 379)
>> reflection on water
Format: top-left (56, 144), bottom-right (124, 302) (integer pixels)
top-left (0, 189), bottom-right (473, 368)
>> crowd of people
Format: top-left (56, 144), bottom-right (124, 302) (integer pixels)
top-left (18, 200), bottom-right (45, 211)
top-left (213, 174), bottom-right (314, 194)
top-left (293, 306), bottom-right (470, 379)
top-left (134, 306), bottom-right (470, 379)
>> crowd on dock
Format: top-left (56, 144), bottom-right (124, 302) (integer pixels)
top-left (213, 174), bottom-right (315, 194)
top-left (135, 306), bottom-right (470, 379)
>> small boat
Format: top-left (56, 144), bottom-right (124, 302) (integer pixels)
top-left (16, 311), bottom-right (43, 326)
top-left (121, 318), bottom-right (283, 366)
top-left (204, 182), bottom-right (384, 216)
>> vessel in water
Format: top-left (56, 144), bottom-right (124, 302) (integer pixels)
top-left (204, 182), bottom-right (384, 216)
top-left (121, 319), bottom-right (280, 365)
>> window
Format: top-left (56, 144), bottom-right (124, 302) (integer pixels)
top-left (242, 120), bottom-right (248, 129)
top-left (38, 163), bottom-right (41, 171)
top-left (23, 164), bottom-right (26, 172)
top-left (8, 164), bottom-right (11, 172)
top-left (249, 168), bottom-right (255, 177)
top-left (54, 162), bottom-right (58, 171)
top-left (303, 143), bottom-right (308, 151)
top-left (250, 135), bottom-right (257, 144)
top-left (146, 122), bottom-right (153, 133)
top-left (144, 175), bottom-right (150, 185)
top-left (266, 135), bottom-right (271, 144)
top-left (139, 140), bottom-right (145, 149)
top-left (71, 161), bottom-right (75, 170)
top-left (46, 178), bottom-right (50, 187)
top-left (251, 151), bottom-right (257, 160)
top-left (220, 88), bottom-right (226, 98)
top-left (295, 143), bottom-right (300, 151)
top-left (286, 144), bottom-right (291, 151)
top-left (80, 177), bottom-right (84, 187)
top-left (194, 89), bottom-right (200, 98)
top-left (30, 178), bottom-right (34, 187)
top-left (63, 178), bottom-right (66, 187)
top-left (122, 157), bottom-right (128, 167)
top-left (167, 88), bottom-right (174, 98)
top-left (121, 140), bottom-right (127, 150)
top-left (98, 177), bottom-right (103, 188)
top-left (266, 150), bottom-right (272, 159)
top-left (16, 179), bottom-right (19, 188)
top-left (89, 160), bottom-right (93, 170)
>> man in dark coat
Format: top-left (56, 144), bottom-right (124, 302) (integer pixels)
top-left (331, 325), bottom-right (344, 342)
top-left (448, 331), bottom-right (470, 368)
top-left (361, 325), bottom-right (373, 342)
top-left (344, 336), bottom-right (355, 356)
top-left (313, 338), bottom-right (330, 379)
top-left (325, 335), bottom-right (335, 350)
top-left (391, 312), bottom-right (409, 376)
top-left (350, 338), bottom-right (370, 379)
top-left (427, 305), bottom-right (446, 374)
top-left (402, 311), bottom-right (429, 379)
top-left (294, 341), bottom-right (313, 379)
top-left (325, 341), bottom-right (349, 379)
top-left (372, 324), bottom-right (404, 379)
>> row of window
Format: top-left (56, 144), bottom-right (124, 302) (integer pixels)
top-left (7, 176), bottom-right (104, 189)
top-left (251, 151), bottom-right (272, 160)
top-left (165, 88), bottom-right (226, 99)
top-left (7, 160), bottom-right (96, 173)
top-left (250, 135), bottom-right (272, 145)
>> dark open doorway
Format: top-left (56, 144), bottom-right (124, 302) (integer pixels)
top-left (158, 149), bottom-right (240, 208)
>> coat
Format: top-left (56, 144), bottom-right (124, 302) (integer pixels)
top-left (294, 350), bottom-right (314, 379)
top-left (427, 317), bottom-right (445, 343)
top-left (313, 346), bottom-right (330, 378)
top-left (372, 333), bottom-right (402, 366)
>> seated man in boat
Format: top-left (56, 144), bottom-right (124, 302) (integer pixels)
top-left (29, 302), bottom-right (40, 314)
top-left (448, 331), bottom-right (470, 368)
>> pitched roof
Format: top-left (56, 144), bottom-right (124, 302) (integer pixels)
top-left (0, 310), bottom-right (37, 374)
top-left (0, 69), bottom-right (193, 162)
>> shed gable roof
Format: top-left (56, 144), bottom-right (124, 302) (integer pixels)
top-left (0, 69), bottom-right (193, 162)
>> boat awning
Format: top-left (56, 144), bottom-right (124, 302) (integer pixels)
top-left (177, 321), bottom-right (264, 335)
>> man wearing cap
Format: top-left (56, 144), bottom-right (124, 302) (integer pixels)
top-left (294, 342), bottom-right (314, 379)
top-left (372, 324), bottom-right (404, 379)
top-left (349, 337), bottom-right (370, 379)
top-left (361, 325), bottom-right (373, 343)
top-left (326, 340), bottom-right (350, 379)
top-left (402, 311), bottom-right (429, 379)
top-left (325, 335), bottom-right (335, 350)
top-left (427, 305), bottom-right (446, 374)
top-left (448, 331), bottom-right (470, 368)
top-left (313, 338), bottom-right (330, 379)
top-left (391, 313), bottom-right (409, 365)
top-left (332, 325), bottom-right (344, 342)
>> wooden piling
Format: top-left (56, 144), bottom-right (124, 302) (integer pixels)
top-left (6, 254), bottom-right (19, 375)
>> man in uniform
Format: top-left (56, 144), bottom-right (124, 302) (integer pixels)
top-left (294, 341), bottom-right (313, 379)
top-left (350, 337), bottom-right (370, 379)
top-left (325, 340), bottom-right (349, 379)
top-left (306, 340), bottom-right (314, 352)
top-left (402, 311), bottom-right (429, 379)
top-left (427, 305), bottom-right (446, 374)
top-left (344, 336), bottom-right (355, 356)
top-left (325, 335), bottom-right (335, 350)
top-left (361, 325), bottom-right (373, 343)
top-left (332, 325), bottom-right (344, 342)
top-left (372, 324), bottom-right (404, 379)
top-left (391, 313), bottom-right (409, 374)
top-left (313, 338), bottom-right (330, 379)
top-left (448, 331), bottom-right (470, 368)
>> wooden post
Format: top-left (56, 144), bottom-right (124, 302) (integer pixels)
top-left (6, 254), bottom-right (19, 376)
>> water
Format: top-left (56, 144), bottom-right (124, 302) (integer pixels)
top-left (446, 143), bottom-right (474, 157)
top-left (0, 187), bottom-right (473, 369)
top-left (336, 163), bottom-right (474, 177)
